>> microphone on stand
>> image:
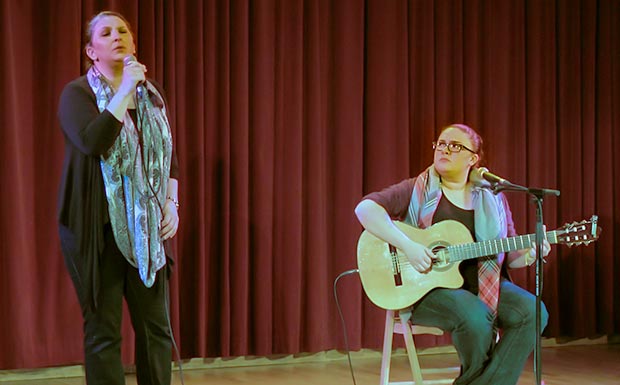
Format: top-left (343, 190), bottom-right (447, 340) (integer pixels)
top-left (123, 54), bottom-right (147, 99)
top-left (476, 167), bottom-right (511, 185)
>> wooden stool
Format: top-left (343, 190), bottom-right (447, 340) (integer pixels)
top-left (380, 309), bottom-right (458, 385)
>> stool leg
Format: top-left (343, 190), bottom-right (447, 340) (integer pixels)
top-left (400, 310), bottom-right (424, 385)
top-left (380, 310), bottom-right (396, 385)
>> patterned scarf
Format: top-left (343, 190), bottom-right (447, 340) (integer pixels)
top-left (87, 65), bottom-right (173, 287)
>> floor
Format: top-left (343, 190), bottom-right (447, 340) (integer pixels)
top-left (1, 344), bottom-right (619, 384)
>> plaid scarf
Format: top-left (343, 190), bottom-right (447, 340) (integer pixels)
top-left (87, 65), bottom-right (173, 287)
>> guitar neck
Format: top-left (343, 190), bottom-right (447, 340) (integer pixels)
top-left (447, 231), bottom-right (559, 262)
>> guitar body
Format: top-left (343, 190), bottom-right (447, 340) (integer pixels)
top-left (357, 220), bottom-right (475, 310)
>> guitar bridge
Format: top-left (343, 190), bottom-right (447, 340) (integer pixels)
top-left (389, 244), bottom-right (403, 286)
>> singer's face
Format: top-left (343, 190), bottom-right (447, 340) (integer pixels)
top-left (86, 15), bottom-right (135, 66)
top-left (433, 127), bottom-right (479, 176)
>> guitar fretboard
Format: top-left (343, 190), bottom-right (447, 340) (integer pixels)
top-left (445, 231), bottom-right (560, 262)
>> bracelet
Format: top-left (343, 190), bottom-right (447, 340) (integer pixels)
top-left (167, 196), bottom-right (180, 209)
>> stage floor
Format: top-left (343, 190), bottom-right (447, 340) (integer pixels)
top-left (2, 343), bottom-right (619, 384)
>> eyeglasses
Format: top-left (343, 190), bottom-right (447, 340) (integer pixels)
top-left (432, 141), bottom-right (476, 154)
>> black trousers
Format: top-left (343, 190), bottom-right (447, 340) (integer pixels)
top-left (60, 224), bottom-right (172, 385)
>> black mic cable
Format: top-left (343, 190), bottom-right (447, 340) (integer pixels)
top-left (333, 268), bottom-right (360, 385)
top-left (128, 70), bottom-right (184, 384)
top-left (163, 275), bottom-right (185, 385)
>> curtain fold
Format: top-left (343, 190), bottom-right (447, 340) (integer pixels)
top-left (0, 0), bottom-right (618, 370)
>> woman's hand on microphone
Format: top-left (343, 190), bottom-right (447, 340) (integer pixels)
top-left (118, 59), bottom-right (147, 96)
top-left (105, 58), bottom-right (148, 120)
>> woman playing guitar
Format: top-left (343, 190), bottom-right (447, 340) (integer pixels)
top-left (355, 124), bottom-right (551, 385)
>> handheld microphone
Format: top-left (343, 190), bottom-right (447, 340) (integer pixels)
top-left (123, 55), bottom-right (147, 99)
top-left (476, 167), bottom-right (511, 185)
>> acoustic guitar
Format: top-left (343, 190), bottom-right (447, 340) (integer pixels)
top-left (357, 216), bottom-right (601, 310)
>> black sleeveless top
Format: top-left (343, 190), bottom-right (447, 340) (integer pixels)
top-left (432, 194), bottom-right (479, 294)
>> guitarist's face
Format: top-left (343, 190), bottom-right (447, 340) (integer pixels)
top-left (433, 127), bottom-right (480, 178)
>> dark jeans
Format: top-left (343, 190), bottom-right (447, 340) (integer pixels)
top-left (60, 224), bottom-right (172, 385)
top-left (412, 280), bottom-right (548, 385)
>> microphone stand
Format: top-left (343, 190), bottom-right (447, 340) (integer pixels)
top-left (491, 180), bottom-right (560, 385)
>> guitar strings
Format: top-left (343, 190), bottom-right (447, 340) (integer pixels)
top-left (388, 233), bottom-right (541, 268)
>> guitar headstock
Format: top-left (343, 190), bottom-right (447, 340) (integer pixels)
top-left (556, 215), bottom-right (602, 247)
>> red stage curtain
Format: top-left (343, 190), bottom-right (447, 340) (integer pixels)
top-left (0, 0), bottom-right (618, 370)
